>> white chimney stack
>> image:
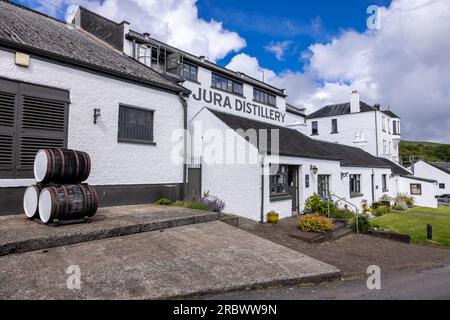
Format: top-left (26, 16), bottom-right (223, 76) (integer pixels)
top-left (350, 90), bottom-right (360, 113)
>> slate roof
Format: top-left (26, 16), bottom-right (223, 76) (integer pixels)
top-left (209, 109), bottom-right (391, 169)
top-left (430, 162), bottom-right (450, 175)
top-left (306, 102), bottom-right (376, 119)
top-left (0, 1), bottom-right (189, 94)
top-left (286, 104), bottom-right (306, 117)
top-left (382, 110), bottom-right (400, 119)
top-left (125, 29), bottom-right (286, 97)
top-left (378, 157), bottom-right (412, 176)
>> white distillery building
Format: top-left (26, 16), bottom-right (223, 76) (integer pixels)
top-left (71, 7), bottom-right (439, 219)
top-left (0, 3), bottom-right (438, 219)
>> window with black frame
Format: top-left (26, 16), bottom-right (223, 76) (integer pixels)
top-left (317, 175), bottom-right (330, 199)
top-left (331, 119), bottom-right (338, 133)
top-left (253, 88), bottom-right (276, 106)
top-left (312, 121), bottom-right (318, 135)
top-left (182, 63), bottom-right (198, 82)
top-left (270, 164), bottom-right (288, 196)
top-left (211, 73), bottom-right (243, 95)
top-left (118, 105), bottom-right (154, 144)
top-left (382, 174), bottom-right (388, 191)
top-left (410, 184), bottom-right (422, 195)
top-left (350, 174), bottom-right (361, 196)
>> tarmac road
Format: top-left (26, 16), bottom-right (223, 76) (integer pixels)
top-left (201, 263), bottom-right (450, 300)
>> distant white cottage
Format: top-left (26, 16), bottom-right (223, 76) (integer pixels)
top-left (412, 161), bottom-right (450, 196)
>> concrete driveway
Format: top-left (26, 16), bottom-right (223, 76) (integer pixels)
top-left (0, 221), bottom-right (339, 299)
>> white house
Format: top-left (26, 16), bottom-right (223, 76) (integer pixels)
top-left (378, 158), bottom-right (438, 208)
top-left (412, 161), bottom-right (450, 196)
top-left (304, 91), bottom-right (402, 163)
top-left (0, 2), bottom-right (190, 214)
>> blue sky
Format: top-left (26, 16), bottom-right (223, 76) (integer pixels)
top-left (198, 0), bottom-right (392, 71)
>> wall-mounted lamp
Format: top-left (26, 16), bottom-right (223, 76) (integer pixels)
top-left (341, 172), bottom-right (349, 179)
top-left (310, 165), bottom-right (319, 175)
top-left (93, 108), bottom-right (101, 124)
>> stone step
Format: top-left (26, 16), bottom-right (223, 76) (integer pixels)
top-left (0, 205), bottom-right (219, 256)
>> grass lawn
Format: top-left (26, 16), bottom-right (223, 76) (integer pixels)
top-left (407, 205), bottom-right (450, 217)
top-left (372, 214), bottom-right (450, 247)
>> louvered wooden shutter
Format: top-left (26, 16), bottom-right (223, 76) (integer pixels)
top-left (0, 79), bottom-right (69, 179)
top-left (15, 83), bottom-right (68, 178)
top-left (0, 79), bottom-right (18, 179)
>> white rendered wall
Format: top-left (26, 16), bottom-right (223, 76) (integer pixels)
top-left (305, 110), bottom-right (401, 162)
top-left (284, 111), bottom-right (308, 134)
top-left (376, 111), bottom-right (401, 162)
top-left (413, 161), bottom-right (450, 195)
top-left (394, 176), bottom-right (438, 208)
top-left (0, 49), bottom-right (184, 187)
top-left (190, 109), bottom-right (261, 221)
top-left (305, 112), bottom-right (377, 156)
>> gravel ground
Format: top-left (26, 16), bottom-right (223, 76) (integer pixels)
top-left (239, 216), bottom-right (450, 277)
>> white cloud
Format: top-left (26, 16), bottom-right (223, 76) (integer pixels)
top-left (37, 0), bottom-right (246, 62)
top-left (265, 41), bottom-right (292, 61)
top-left (227, 0), bottom-right (450, 143)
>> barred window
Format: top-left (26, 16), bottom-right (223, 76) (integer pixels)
top-left (118, 105), bottom-right (154, 144)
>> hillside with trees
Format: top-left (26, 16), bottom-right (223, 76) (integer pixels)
top-left (400, 140), bottom-right (450, 166)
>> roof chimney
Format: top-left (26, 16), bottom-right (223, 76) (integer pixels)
top-left (373, 103), bottom-right (381, 110)
top-left (350, 90), bottom-right (360, 113)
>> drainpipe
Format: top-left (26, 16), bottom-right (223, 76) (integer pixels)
top-left (260, 154), bottom-right (266, 224)
top-left (178, 93), bottom-right (188, 200)
top-left (374, 111), bottom-right (379, 157)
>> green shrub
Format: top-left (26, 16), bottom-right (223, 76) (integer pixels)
top-left (392, 204), bottom-right (408, 211)
top-left (371, 202), bottom-right (382, 209)
top-left (372, 205), bottom-right (390, 217)
top-left (299, 214), bottom-right (334, 233)
top-left (395, 193), bottom-right (414, 207)
top-left (330, 208), bottom-right (356, 221)
top-left (305, 194), bottom-right (337, 216)
top-left (154, 198), bottom-right (173, 206)
top-left (183, 201), bottom-right (210, 211)
top-left (350, 215), bottom-right (372, 233)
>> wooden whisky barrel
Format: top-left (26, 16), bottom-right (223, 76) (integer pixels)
top-left (34, 148), bottom-right (91, 184)
top-left (38, 184), bottom-right (98, 224)
top-left (23, 184), bottom-right (43, 219)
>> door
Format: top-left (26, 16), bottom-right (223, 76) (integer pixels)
top-left (287, 165), bottom-right (299, 213)
top-left (0, 79), bottom-right (69, 179)
top-left (187, 167), bottom-right (201, 200)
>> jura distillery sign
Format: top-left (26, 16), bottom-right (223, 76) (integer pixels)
top-left (192, 87), bottom-right (286, 123)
